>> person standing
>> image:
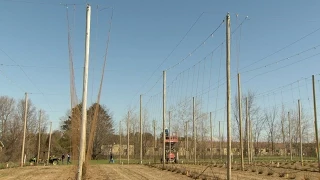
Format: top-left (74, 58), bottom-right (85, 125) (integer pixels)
top-left (61, 154), bottom-right (65, 164)
top-left (67, 153), bottom-right (71, 164)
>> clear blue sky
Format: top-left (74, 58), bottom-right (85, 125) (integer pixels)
top-left (1, 0), bottom-right (320, 136)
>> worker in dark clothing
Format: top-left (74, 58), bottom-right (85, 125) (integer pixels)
top-left (109, 153), bottom-right (114, 163)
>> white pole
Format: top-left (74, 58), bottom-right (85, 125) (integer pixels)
top-left (169, 111), bottom-right (171, 163)
top-left (226, 12), bottom-right (232, 180)
top-left (77, 4), bottom-right (91, 180)
top-left (193, 97), bottom-right (196, 164)
top-left (238, 73), bottom-right (244, 170)
top-left (210, 112), bottom-right (213, 162)
top-left (162, 70), bottom-right (166, 168)
top-left (119, 121), bottom-right (122, 164)
top-left (127, 111), bottom-right (130, 164)
top-left (20, 92), bottom-right (28, 167)
top-left (37, 110), bottom-right (42, 165)
top-left (298, 99), bottom-right (303, 166)
top-left (312, 75), bottom-right (320, 170)
top-left (140, 94), bottom-right (143, 164)
top-left (47, 122), bottom-right (52, 163)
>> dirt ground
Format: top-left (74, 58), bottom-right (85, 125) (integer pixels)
top-left (0, 164), bottom-right (319, 180)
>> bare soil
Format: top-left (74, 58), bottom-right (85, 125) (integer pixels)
top-left (0, 163), bottom-right (319, 180)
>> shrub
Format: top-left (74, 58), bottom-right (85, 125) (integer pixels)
top-left (258, 168), bottom-right (264, 174)
top-left (267, 170), bottom-right (274, 176)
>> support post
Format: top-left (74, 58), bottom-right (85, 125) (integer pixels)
top-left (20, 92), bottom-right (28, 167)
top-left (47, 122), bottom-right (52, 163)
top-left (219, 121), bottom-right (222, 161)
top-left (246, 97), bottom-right (250, 164)
top-left (312, 75), bottom-right (320, 170)
top-left (162, 70), bottom-right (166, 168)
top-left (298, 99), bottom-right (303, 166)
top-left (127, 111), bottom-right (130, 164)
top-left (37, 110), bottom-right (42, 165)
top-left (140, 94), bottom-right (143, 164)
top-left (77, 4), bottom-right (91, 180)
top-left (193, 97), bottom-right (196, 165)
top-left (153, 120), bottom-right (156, 163)
top-left (226, 12), bottom-right (232, 180)
top-left (210, 112), bottom-right (213, 162)
top-left (288, 111), bottom-right (292, 161)
top-left (169, 111), bottom-right (171, 163)
top-left (186, 121), bottom-right (189, 160)
top-left (119, 121), bottom-right (122, 164)
top-left (238, 73), bottom-right (244, 170)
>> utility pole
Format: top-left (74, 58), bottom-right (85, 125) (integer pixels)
top-left (246, 97), bottom-right (250, 164)
top-left (288, 111), bottom-right (292, 161)
top-left (312, 75), bottom-right (320, 170)
top-left (162, 70), bottom-right (166, 168)
top-left (119, 121), bottom-right (122, 164)
top-left (169, 111), bottom-right (171, 163)
top-left (20, 92), bottom-right (28, 167)
top-left (47, 122), bottom-right (52, 163)
top-left (37, 110), bottom-right (42, 165)
top-left (186, 121), bottom-right (189, 160)
top-left (153, 120), bottom-right (156, 163)
top-left (127, 111), bottom-right (130, 164)
top-left (210, 112), bottom-right (213, 162)
top-left (219, 121), bottom-right (222, 161)
top-left (193, 97), bottom-right (196, 165)
top-left (226, 12), bottom-right (231, 180)
top-left (298, 99), bottom-right (303, 166)
top-left (250, 119), bottom-right (253, 163)
top-left (237, 73), bottom-right (244, 170)
top-left (140, 94), bottom-right (143, 164)
top-left (77, 4), bottom-right (91, 180)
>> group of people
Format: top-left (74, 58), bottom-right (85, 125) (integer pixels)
top-left (61, 153), bottom-right (71, 164)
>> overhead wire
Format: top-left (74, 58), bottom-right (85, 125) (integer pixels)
top-left (0, 48), bottom-right (53, 111)
top-left (132, 12), bottom-right (206, 102)
top-left (240, 26), bottom-right (320, 71)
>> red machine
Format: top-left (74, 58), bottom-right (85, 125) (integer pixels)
top-left (160, 128), bottom-right (179, 163)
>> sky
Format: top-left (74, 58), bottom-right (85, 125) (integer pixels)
top-left (1, 0), bottom-right (320, 138)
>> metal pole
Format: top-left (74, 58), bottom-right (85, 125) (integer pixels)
top-left (237, 73), bottom-right (244, 170)
top-left (47, 122), bottom-right (52, 163)
top-left (246, 97), bottom-right (250, 164)
top-left (20, 92), bottom-right (28, 167)
top-left (298, 99), bottom-right (303, 166)
top-left (140, 94), bottom-right (143, 164)
top-left (169, 111), bottom-right (171, 163)
top-left (312, 75), bottom-right (320, 170)
top-left (210, 112), bottom-right (213, 162)
top-left (250, 119), bottom-right (253, 163)
top-left (77, 4), bottom-right (91, 180)
top-left (162, 70), bottom-right (166, 168)
top-left (127, 111), bottom-right (130, 164)
top-left (119, 121), bottom-right (122, 164)
top-left (193, 97), bottom-right (196, 164)
top-left (288, 111), bottom-right (292, 161)
top-left (226, 12), bottom-right (232, 180)
top-left (37, 110), bottom-right (41, 165)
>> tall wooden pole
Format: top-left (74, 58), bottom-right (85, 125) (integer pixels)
top-left (186, 121), bottom-right (189, 160)
top-left (298, 99), bottom-right (303, 166)
top-left (77, 4), bottom-right (91, 180)
top-left (219, 121), bottom-right (222, 161)
top-left (169, 111), bottom-right (171, 162)
top-left (37, 110), bottom-right (42, 165)
top-left (288, 111), bottom-right (292, 161)
top-left (162, 70), bottom-right (166, 168)
top-left (246, 97), bottom-right (250, 164)
top-left (127, 111), bottom-right (130, 164)
top-left (237, 73), bottom-right (244, 170)
top-left (140, 94), bottom-right (143, 164)
top-left (47, 122), bottom-right (52, 163)
top-left (210, 112), bottom-right (213, 162)
top-left (226, 12), bottom-right (232, 180)
top-left (20, 92), bottom-right (28, 167)
top-left (193, 97), bottom-right (196, 165)
top-left (119, 121), bottom-right (122, 164)
top-left (312, 75), bottom-right (320, 170)
top-left (153, 120), bottom-right (156, 163)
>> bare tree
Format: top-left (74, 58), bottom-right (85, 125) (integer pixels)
top-left (265, 106), bottom-right (278, 155)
